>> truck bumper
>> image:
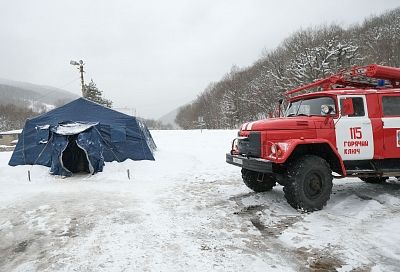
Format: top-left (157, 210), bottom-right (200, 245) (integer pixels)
top-left (226, 153), bottom-right (273, 173)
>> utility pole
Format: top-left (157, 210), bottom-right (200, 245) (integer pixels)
top-left (70, 60), bottom-right (85, 96)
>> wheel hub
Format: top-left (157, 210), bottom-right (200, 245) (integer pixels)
top-left (305, 173), bottom-right (323, 199)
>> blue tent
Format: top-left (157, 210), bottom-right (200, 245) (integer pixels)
top-left (9, 98), bottom-right (155, 176)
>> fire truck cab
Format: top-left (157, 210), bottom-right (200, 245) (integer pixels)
top-left (226, 64), bottom-right (400, 211)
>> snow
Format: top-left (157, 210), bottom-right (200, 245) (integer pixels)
top-left (52, 122), bottom-right (98, 135)
top-left (0, 129), bottom-right (22, 135)
top-left (36, 125), bottom-right (50, 130)
top-left (1, 130), bottom-right (400, 271)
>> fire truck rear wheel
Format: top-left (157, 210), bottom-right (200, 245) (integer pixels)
top-left (241, 169), bottom-right (276, 192)
top-left (360, 177), bottom-right (388, 184)
top-left (283, 155), bottom-right (333, 212)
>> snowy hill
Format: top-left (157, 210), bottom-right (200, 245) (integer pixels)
top-left (1, 130), bottom-right (400, 271)
top-left (158, 107), bottom-right (180, 129)
top-left (0, 78), bottom-right (79, 111)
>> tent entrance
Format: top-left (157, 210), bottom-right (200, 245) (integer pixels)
top-left (61, 135), bottom-right (90, 174)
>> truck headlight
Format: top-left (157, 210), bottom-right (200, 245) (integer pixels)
top-left (271, 144), bottom-right (277, 154)
top-left (231, 138), bottom-right (240, 154)
top-left (271, 143), bottom-right (283, 157)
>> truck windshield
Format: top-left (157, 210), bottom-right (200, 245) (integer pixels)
top-left (285, 96), bottom-right (336, 117)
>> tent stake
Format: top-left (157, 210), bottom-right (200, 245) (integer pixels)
top-left (127, 169), bottom-right (131, 180)
top-left (28, 170), bottom-right (31, 182)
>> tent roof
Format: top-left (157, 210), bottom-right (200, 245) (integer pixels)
top-left (29, 98), bottom-right (135, 126)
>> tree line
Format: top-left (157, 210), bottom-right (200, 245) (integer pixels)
top-left (0, 104), bottom-right (37, 131)
top-left (141, 118), bottom-right (174, 130)
top-left (176, 8), bottom-right (400, 129)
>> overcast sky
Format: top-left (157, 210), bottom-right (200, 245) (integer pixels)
top-left (0, 1), bottom-right (398, 119)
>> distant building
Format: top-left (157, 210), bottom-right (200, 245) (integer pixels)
top-left (0, 129), bottom-right (22, 146)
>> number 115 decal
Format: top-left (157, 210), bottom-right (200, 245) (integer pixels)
top-left (350, 127), bottom-right (362, 139)
top-left (344, 127), bottom-right (369, 155)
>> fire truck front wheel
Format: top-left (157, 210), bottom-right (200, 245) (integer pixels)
top-left (283, 155), bottom-right (333, 212)
top-left (241, 169), bottom-right (277, 192)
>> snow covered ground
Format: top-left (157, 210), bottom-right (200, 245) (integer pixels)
top-left (1, 130), bottom-right (400, 271)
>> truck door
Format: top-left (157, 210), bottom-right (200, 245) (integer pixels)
top-left (381, 94), bottom-right (400, 158)
top-left (335, 95), bottom-right (374, 160)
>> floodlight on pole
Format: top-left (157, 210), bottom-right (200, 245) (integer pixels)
top-left (70, 59), bottom-right (85, 96)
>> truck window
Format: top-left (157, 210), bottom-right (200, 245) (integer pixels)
top-left (340, 97), bottom-right (365, 117)
top-left (382, 96), bottom-right (400, 116)
top-left (285, 96), bottom-right (336, 117)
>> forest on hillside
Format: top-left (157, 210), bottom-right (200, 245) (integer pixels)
top-left (176, 8), bottom-right (400, 129)
top-left (0, 104), bottom-right (37, 131)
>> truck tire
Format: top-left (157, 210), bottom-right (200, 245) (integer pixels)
top-left (283, 155), bottom-right (333, 212)
top-left (360, 177), bottom-right (388, 184)
top-left (241, 169), bottom-right (276, 192)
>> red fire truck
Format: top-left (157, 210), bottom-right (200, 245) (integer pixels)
top-left (226, 64), bottom-right (400, 211)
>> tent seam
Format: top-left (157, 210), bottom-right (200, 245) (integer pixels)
top-left (93, 126), bottom-right (122, 163)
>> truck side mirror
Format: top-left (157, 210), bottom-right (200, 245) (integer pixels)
top-left (342, 98), bottom-right (354, 116)
top-left (277, 99), bottom-right (284, 117)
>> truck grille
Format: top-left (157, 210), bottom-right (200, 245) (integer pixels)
top-left (238, 132), bottom-right (261, 157)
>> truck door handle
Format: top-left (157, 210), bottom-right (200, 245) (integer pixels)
top-left (362, 122), bottom-right (370, 125)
